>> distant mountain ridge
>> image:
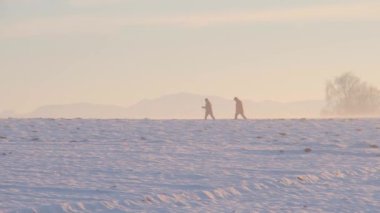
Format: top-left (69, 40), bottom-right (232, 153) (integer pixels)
top-left (6, 93), bottom-right (325, 119)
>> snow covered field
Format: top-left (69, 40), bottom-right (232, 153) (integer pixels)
top-left (0, 119), bottom-right (379, 212)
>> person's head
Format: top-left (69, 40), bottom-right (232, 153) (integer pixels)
top-left (234, 97), bottom-right (238, 101)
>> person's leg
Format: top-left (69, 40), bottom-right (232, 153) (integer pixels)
top-left (234, 112), bottom-right (238, 119)
top-left (205, 112), bottom-right (208, 120)
top-left (242, 113), bottom-right (247, 120)
top-left (211, 113), bottom-right (215, 120)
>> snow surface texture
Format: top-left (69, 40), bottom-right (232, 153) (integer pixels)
top-left (0, 119), bottom-right (379, 212)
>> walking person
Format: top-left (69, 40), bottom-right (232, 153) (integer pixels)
top-left (234, 97), bottom-right (247, 119)
top-left (202, 98), bottom-right (215, 120)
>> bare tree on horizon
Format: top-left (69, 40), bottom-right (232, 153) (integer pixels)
top-left (323, 72), bottom-right (380, 117)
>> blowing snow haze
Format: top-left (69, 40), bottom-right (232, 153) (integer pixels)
top-left (1, 1), bottom-right (380, 212)
top-left (2, 93), bottom-right (324, 119)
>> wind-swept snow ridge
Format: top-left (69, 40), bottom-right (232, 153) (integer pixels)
top-left (0, 119), bottom-right (379, 212)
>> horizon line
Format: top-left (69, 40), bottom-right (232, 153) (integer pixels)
top-left (0, 92), bottom-right (325, 114)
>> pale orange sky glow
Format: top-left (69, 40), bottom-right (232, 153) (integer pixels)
top-left (1, 0), bottom-right (380, 113)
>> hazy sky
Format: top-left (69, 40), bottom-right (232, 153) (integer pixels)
top-left (1, 0), bottom-right (380, 113)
